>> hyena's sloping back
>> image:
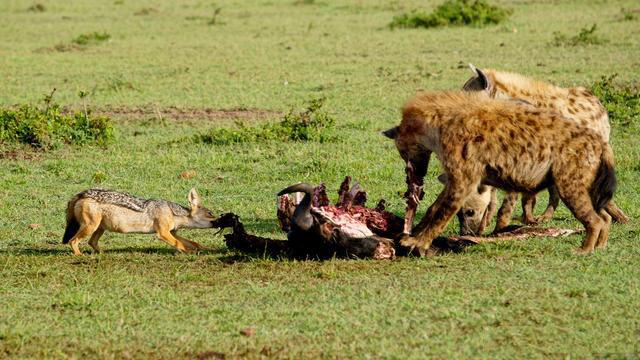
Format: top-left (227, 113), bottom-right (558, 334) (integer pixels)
top-left (479, 69), bottom-right (610, 140)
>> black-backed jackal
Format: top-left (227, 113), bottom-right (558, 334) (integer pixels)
top-left (63, 188), bottom-right (216, 255)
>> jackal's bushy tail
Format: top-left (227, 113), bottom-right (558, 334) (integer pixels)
top-left (62, 194), bottom-right (81, 244)
top-left (590, 145), bottom-right (617, 212)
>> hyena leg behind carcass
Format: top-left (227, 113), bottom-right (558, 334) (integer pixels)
top-left (536, 186), bottom-right (560, 223)
top-left (494, 192), bottom-right (519, 233)
top-left (556, 186), bottom-right (606, 254)
top-left (521, 192), bottom-right (538, 225)
top-left (403, 176), bottom-right (477, 256)
top-left (88, 228), bottom-right (105, 254)
top-left (605, 200), bottom-right (629, 223)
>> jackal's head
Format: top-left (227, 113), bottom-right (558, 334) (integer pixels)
top-left (186, 188), bottom-right (217, 228)
top-left (438, 174), bottom-right (496, 236)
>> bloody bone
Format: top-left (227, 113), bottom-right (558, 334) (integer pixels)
top-left (403, 161), bottom-right (425, 234)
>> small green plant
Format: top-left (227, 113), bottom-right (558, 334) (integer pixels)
top-left (389, 0), bottom-right (511, 29)
top-left (551, 24), bottom-right (605, 46)
top-left (92, 171), bottom-right (107, 183)
top-left (134, 7), bottom-right (158, 16)
top-left (620, 8), bottom-right (637, 21)
top-left (27, 3), bottom-right (45, 12)
top-left (71, 32), bottom-right (111, 46)
top-left (591, 74), bottom-right (640, 128)
top-left (193, 98), bottom-right (335, 145)
top-left (208, 8), bottom-right (223, 25)
top-left (0, 90), bottom-right (114, 150)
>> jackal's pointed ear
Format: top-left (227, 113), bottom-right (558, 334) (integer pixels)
top-left (382, 126), bottom-right (399, 140)
top-left (437, 173), bottom-right (449, 184)
top-left (188, 188), bottom-right (201, 208)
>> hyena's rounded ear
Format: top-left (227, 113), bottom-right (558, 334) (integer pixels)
top-left (464, 63), bottom-right (495, 94)
top-left (437, 173), bottom-right (449, 184)
top-left (382, 126), bottom-right (399, 140)
top-left (188, 188), bottom-right (201, 208)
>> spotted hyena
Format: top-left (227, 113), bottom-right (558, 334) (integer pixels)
top-left (454, 64), bottom-right (628, 235)
top-left (384, 90), bottom-right (616, 255)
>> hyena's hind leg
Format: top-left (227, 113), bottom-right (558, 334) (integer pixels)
top-left (88, 228), bottom-right (105, 254)
top-left (596, 209), bottom-right (612, 249)
top-left (493, 192), bottom-right (519, 233)
top-left (556, 185), bottom-right (606, 254)
top-left (536, 186), bottom-right (560, 223)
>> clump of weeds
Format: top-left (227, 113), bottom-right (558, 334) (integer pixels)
top-left (389, 0), bottom-right (511, 29)
top-left (551, 24), bottom-right (606, 46)
top-left (0, 89), bottom-right (114, 150)
top-left (72, 32), bottom-right (111, 46)
top-left (591, 74), bottom-right (640, 129)
top-left (193, 97), bottom-right (335, 145)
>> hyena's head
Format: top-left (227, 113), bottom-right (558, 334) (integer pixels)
top-left (186, 188), bottom-right (217, 228)
top-left (382, 126), bottom-right (429, 167)
top-left (438, 174), bottom-right (496, 236)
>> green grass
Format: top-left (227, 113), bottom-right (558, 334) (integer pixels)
top-left (1, 0), bottom-right (640, 358)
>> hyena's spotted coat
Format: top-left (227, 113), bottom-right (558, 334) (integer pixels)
top-left (384, 90), bottom-right (616, 255)
top-left (458, 65), bottom-right (627, 233)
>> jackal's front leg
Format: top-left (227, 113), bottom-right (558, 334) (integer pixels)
top-left (172, 231), bottom-right (206, 251)
top-left (402, 153), bottom-right (430, 235)
top-left (402, 176), bottom-right (475, 256)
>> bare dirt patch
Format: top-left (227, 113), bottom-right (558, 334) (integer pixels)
top-left (78, 106), bottom-right (281, 122)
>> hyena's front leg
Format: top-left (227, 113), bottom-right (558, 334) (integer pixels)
top-left (402, 176), bottom-right (476, 256)
top-left (494, 192), bottom-right (518, 233)
top-left (536, 186), bottom-right (560, 223)
top-left (402, 153), bottom-right (430, 235)
top-left (521, 192), bottom-right (537, 225)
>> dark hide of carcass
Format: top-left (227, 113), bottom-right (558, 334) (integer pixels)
top-left (212, 177), bottom-right (583, 259)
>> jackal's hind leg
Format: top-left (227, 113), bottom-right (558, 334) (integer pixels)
top-left (68, 224), bottom-right (100, 256)
top-left (521, 193), bottom-right (537, 225)
top-left (494, 192), bottom-right (518, 233)
top-left (68, 210), bottom-right (101, 256)
top-left (536, 186), bottom-right (560, 223)
top-left (88, 228), bottom-right (105, 254)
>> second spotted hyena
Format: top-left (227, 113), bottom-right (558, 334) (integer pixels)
top-left (384, 90), bottom-right (616, 255)
top-left (455, 65), bottom-right (628, 234)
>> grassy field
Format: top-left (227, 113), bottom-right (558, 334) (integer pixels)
top-left (1, 0), bottom-right (640, 358)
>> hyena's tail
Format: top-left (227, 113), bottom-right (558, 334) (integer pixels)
top-left (590, 145), bottom-right (617, 212)
top-left (62, 194), bottom-right (81, 244)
